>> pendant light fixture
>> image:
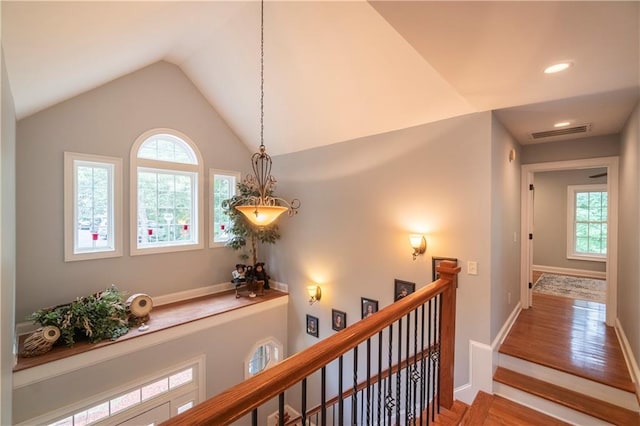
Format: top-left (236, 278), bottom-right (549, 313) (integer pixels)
top-left (235, 0), bottom-right (300, 227)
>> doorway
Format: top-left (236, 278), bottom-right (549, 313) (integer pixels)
top-left (520, 157), bottom-right (619, 326)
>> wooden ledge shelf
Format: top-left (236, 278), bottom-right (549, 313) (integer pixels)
top-left (14, 289), bottom-right (288, 373)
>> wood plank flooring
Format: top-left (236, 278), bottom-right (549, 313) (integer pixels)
top-left (15, 288), bottom-right (288, 372)
top-left (494, 367), bottom-right (640, 425)
top-left (462, 391), bottom-right (570, 426)
top-left (500, 292), bottom-right (634, 393)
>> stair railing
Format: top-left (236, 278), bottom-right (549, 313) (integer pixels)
top-left (162, 261), bottom-right (460, 426)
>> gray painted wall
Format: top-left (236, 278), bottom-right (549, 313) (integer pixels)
top-left (15, 61), bottom-right (252, 321)
top-left (521, 134), bottom-right (620, 164)
top-left (490, 116), bottom-right (521, 341)
top-left (12, 302), bottom-right (288, 424)
top-left (264, 111), bottom-right (500, 388)
top-left (533, 169), bottom-right (607, 273)
top-left (618, 101), bottom-right (640, 371)
top-left (1, 47), bottom-right (17, 426)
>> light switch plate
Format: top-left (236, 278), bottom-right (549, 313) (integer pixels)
top-left (467, 261), bottom-right (478, 275)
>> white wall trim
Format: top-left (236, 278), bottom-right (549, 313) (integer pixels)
top-left (532, 265), bottom-right (606, 280)
top-left (454, 302), bottom-right (522, 404)
top-left (16, 280), bottom-right (288, 336)
top-left (615, 318), bottom-right (640, 399)
top-left (13, 296), bottom-right (288, 389)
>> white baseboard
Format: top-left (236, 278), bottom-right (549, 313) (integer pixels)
top-left (533, 264), bottom-right (606, 280)
top-left (615, 318), bottom-right (640, 401)
top-left (454, 302), bottom-right (522, 405)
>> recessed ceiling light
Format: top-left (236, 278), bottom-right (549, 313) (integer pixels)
top-left (544, 62), bottom-right (572, 74)
top-left (554, 121), bottom-right (571, 128)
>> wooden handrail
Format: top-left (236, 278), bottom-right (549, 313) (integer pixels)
top-left (162, 261), bottom-right (460, 425)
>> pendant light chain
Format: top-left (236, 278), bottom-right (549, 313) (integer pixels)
top-left (260, 0), bottom-right (265, 151)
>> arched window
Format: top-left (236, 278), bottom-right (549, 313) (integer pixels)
top-left (130, 129), bottom-right (203, 255)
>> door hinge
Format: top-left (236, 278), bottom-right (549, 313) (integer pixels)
top-left (529, 184), bottom-right (534, 191)
top-left (528, 282), bottom-right (533, 289)
top-left (529, 233), bottom-right (533, 240)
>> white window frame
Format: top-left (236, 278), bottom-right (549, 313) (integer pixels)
top-left (64, 152), bottom-right (123, 262)
top-left (130, 128), bottom-right (204, 256)
top-left (17, 356), bottom-right (205, 426)
top-left (566, 184), bottom-right (607, 262)
top-left (210, 168), bottom-right (240, 248)
top-left (244, 337), bottom-right (283, 379)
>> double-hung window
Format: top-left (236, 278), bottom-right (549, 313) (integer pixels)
top-left (210, 169), bottom-right (240, 247)
top-left (567, 184), bottom-right (607, 261)
top-left (64, 152), bottom-right (122, 261)
top-left (131, 129), bottom-right (203, 255)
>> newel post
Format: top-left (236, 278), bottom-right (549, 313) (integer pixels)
top-left (436, 260), bottom-right (461, 409)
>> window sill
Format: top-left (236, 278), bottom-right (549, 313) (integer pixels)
top-left (13, 289), bottom-right (288, 388)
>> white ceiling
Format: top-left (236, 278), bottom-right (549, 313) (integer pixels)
top-left (2, 1), bottom-right (639, 155)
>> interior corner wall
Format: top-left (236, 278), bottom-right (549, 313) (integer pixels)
top-left (265, 111), bottom-right (494, 388)
top-left (618, 101), bottom-right (640, 368)
top-left (15, 61), bottom-right (251, 321)
top-left (520, 134), bottom-right (620, 165)
top-left (489, 115), bottom-right (521, 342)
top-left (1, 46), bottom-right (17, 426)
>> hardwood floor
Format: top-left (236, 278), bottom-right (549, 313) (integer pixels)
top-left (500, 292), bottom-right (634, 393)
top-left (462, 391), bottom-right (570, 426)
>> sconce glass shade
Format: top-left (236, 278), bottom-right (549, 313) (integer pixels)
top-left (236, 205), bottom-right (288, 227)
top-left (307, 285), bottom-right (322, 305)
top-left (409, 234), bottom-right (427, 260)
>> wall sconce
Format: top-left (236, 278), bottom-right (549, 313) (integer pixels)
top-left (307, 286), bottom-right (322, 305)
top-left (409, 234), bottom-right (427, 260)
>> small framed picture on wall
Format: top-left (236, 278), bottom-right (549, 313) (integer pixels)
top-left (361, 297), bottom-right (379, 319)
top-left (332, 309), bottom-right (346, 331)
top-left (306, 314), bottom-right (319, 337)
top-left (394, 279), bottom-right (415, 301)
top-left (432, 257), bottom-right (458, 281)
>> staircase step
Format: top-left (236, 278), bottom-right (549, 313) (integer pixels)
top-left (462, 391), bottom-right (570, 425)
top-left (494, 367), bottom-right (640, 425)
top-left (430, 400), bottom-right (468, 425)
top-left (499, 352), bottom-right (639, 410)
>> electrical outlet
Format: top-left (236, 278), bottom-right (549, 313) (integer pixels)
top-left (467, 261), bottom-right (478, 275)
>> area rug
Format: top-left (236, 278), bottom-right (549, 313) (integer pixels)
top-left (533, 273), bottom-right (606, 303)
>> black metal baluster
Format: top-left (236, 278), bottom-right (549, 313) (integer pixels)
top-left (352, 346), bottom-right (358, 426)
top-left (427, 298), bottom-right (433, 424)
top-left (412, 307), bottom-right (419, 426)
top-left (366, 338), bottom-right (372, 425)
top-left (405, 311), bottom-right (411, 425)
top-left (377, 331), bottom-right (383, 425)
top-left (302, 377), bottom-right (307, 425)
top-left (278, 392), bottom-right (285, 426)
top-left (420, 303), bottom-right (426, 426)
top-left (321, 366), bottom-right (327, 426)
top-left (436, 293), bottom-right (442, 415)
top-left (396, 318), bottom-right (402, 425)
top-left (431, 296), bottom-right (438, 423)
top-left (338, 355), bottom-right (344, 425)
top-left (252, 408), bottom-right (258, 426)
top-left (386, 325), bottom-right (393, 426)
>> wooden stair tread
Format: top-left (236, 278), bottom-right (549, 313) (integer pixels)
top-left (431, 400), bottom-right (469, 425)
top-left (463, 391), bottom-right (570, 426)
top-left (494, 367), bottom-right (640, 425)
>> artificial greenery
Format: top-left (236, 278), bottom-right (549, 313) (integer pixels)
top-left (29, 286), bottom-right (130, 347)
top-left (221, 179), bottom-right (281, 266)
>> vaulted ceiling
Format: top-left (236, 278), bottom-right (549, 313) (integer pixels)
top-left (3, 1), bottom-right (639, 155)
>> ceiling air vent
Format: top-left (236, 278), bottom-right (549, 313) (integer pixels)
top-left (529, 123), bottom-right (592, 140)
